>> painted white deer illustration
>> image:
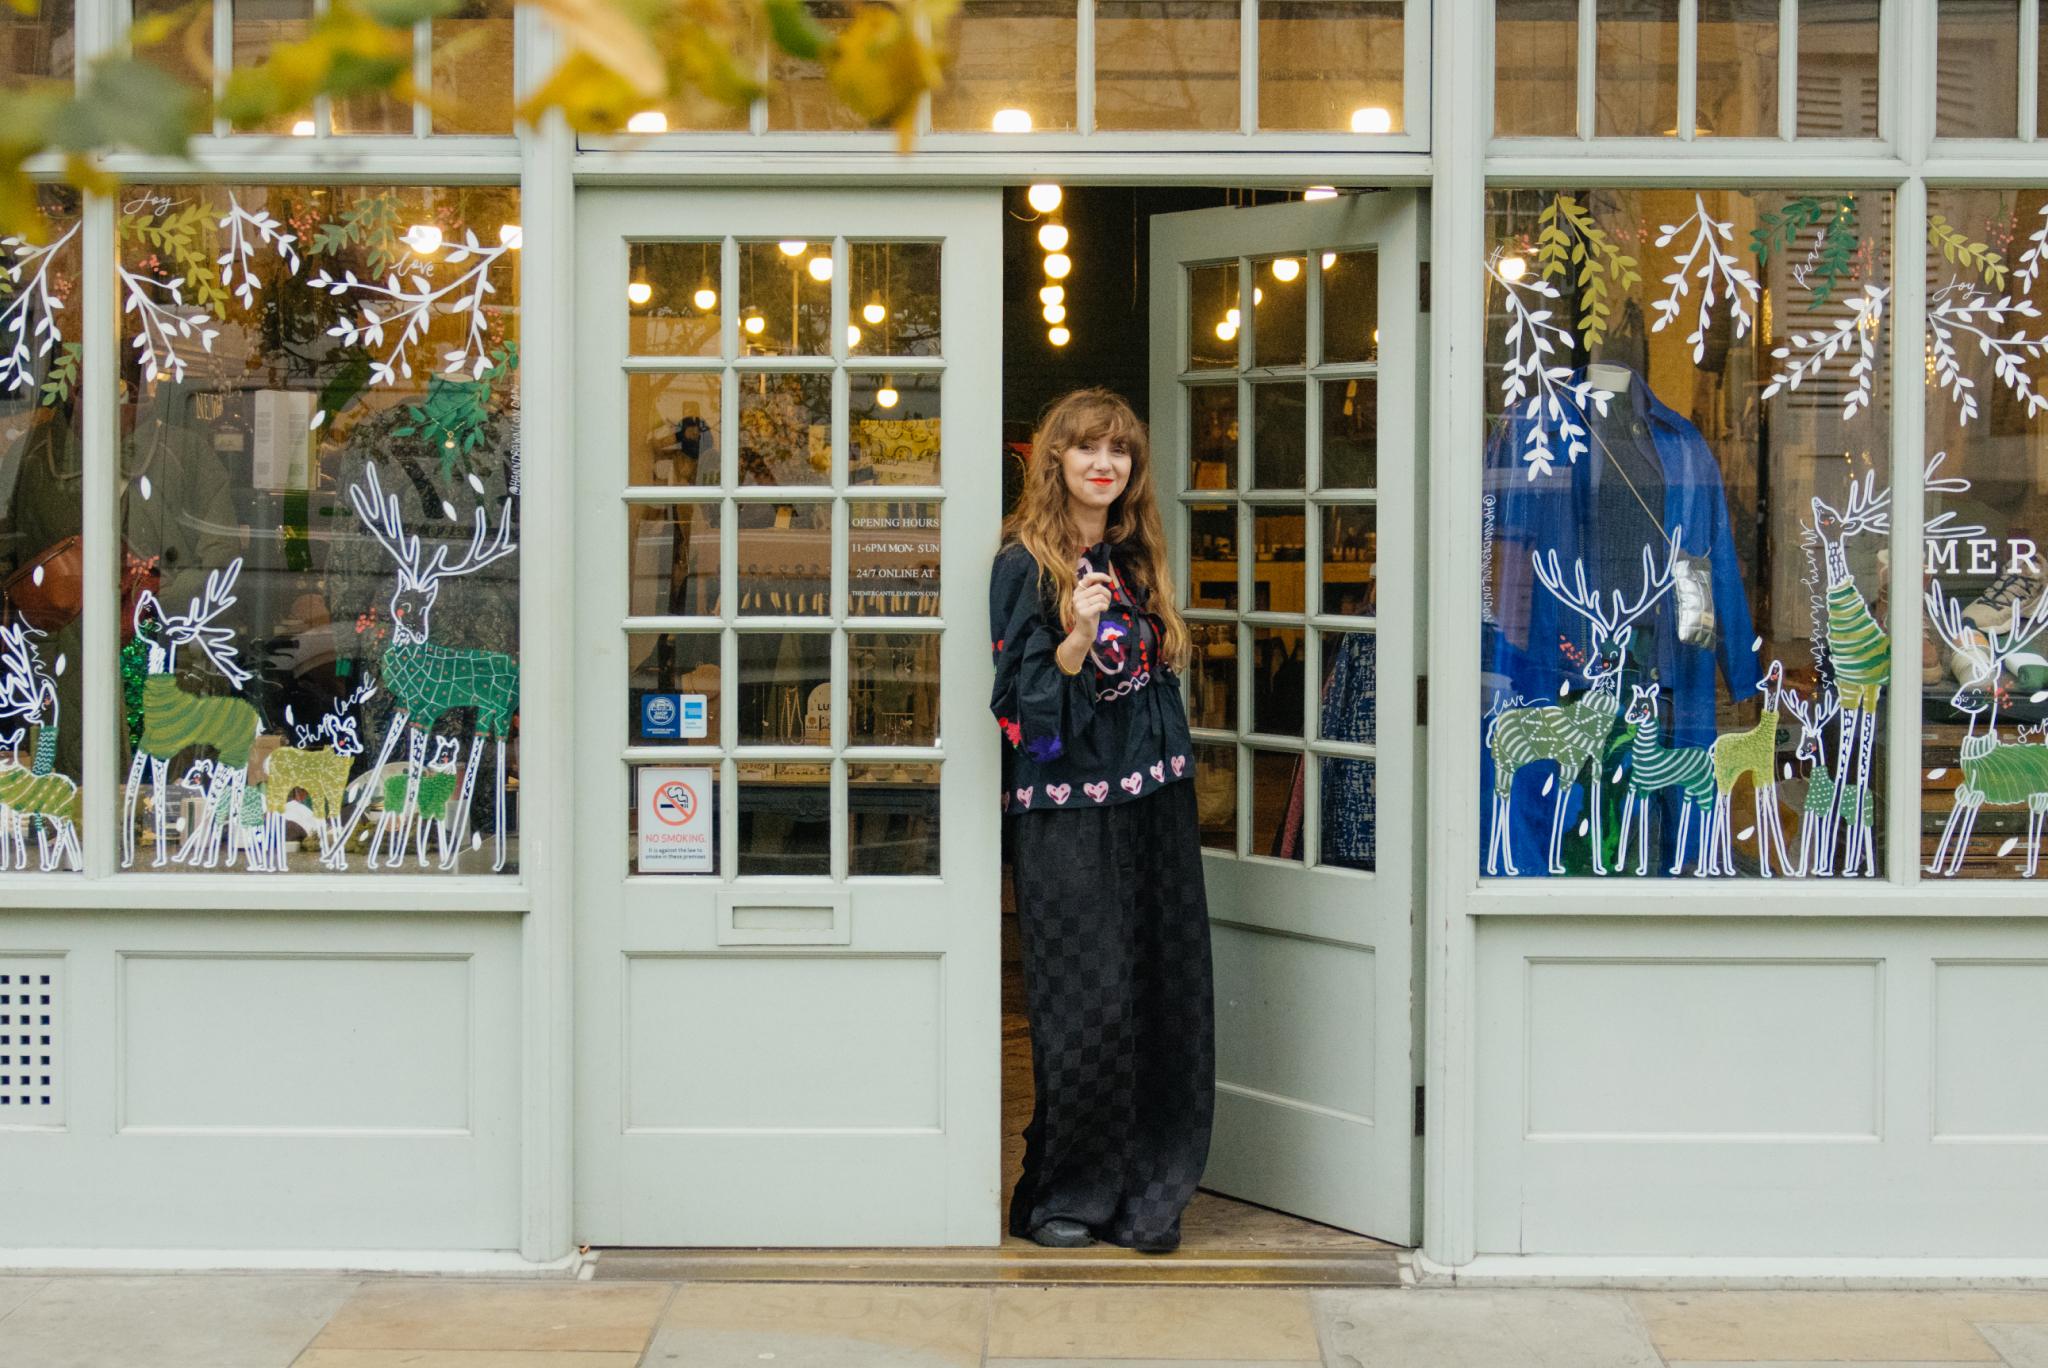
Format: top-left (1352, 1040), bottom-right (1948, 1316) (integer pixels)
top-left (1925, 581), bottom-right (2048, 876)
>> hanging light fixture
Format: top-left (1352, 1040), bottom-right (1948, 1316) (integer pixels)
top-left (847, 325), bottom-right (862, 348)
top-left (1027, 184), bottom-right (1062, 213)
top-left (876, 377), bottom-right (900, 407)
top-left (992, 109), bottom-right (1033, 132)
top-left (1272, 258), bottom-right (1301, 282)
top-left (499, 224), bottom-right (523, 248)
top-left (1038, 223), bottom-right (1068, 251)
top-left (291, 119), bottom-right (315, 137)
top-left (694, 285), bottom-right (718, 310)
top-left (627, 280), bottom-right (652, 306)
top-left (779, 240), bottom-right (807, 256)
top-left (626, 110), bottom-right (668, 133)
top-left (864, 298), bottom-right (886, 324)
top-left (1039, 285), bottom-right (1064, 306)
top-left (1304, 186), bottom-right (1339, 200)
top-left (405, 224), bottom-right (443, 255)
top-left (1498, 255), bottom-right (1527, 281)
top-left (1350, 107), bottom-right (1392, 133)
top-left (808, 256), bottom-right (833, 282)
top-left (743, 309), bottom-right (766, 334)
top-left (1044, 253), bottom-right (1071, 279)
top-left (1048, 327), bottom-right (1070, 346)
top-left (1044, 304), bottom-right (1066, 324)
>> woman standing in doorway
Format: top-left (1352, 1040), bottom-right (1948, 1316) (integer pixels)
top-left (989, 387), bottom-right (1214, 1254)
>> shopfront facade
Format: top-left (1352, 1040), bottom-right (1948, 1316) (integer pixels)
top-left (2, 0), bottom-right (2045, 1274)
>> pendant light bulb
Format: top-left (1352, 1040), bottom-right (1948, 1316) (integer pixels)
top-left (693, 287), bottom-right (717, 310)
top-left (1038, 223), bottom-right (1068, 251)
top-left (1039, 285), bottom-right (1064, 306)
top-left (1044, 253), bottom-right (1071, 279)
top-left (1027, 183), bottom-right (1062, 213)
top-left (876, 379), bottom-right (900, 408)
top-left (864, 301), bottom-right (886, 324)
top-left (1048, 326), bottom-right (1070, 346)
top-left (627, 280), bottom-right (652, 306)
top-left (779, 240), bottom-right (807, 256)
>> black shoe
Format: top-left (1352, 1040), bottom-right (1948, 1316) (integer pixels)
top-left (1128, 1237), bottom-right (1180, 1255)
top-left (1028, 1218), bottom-right (1094, 1248)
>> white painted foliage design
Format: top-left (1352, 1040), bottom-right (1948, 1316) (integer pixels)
top-left (309, 228), bottom-right (511, 388)
top-left (217, 201), bottom-right (301, 309)
top-left (1926, 281), bottom-right (2048, 425)
top-left (1761, 284), bottom-right (1888, 420)
top-left (1650, 194), bottom-right (1759, 362)
top-left (0, 223), bottom-right (76, 396)
top-left (1490, 250), bottom-right (1614, 481)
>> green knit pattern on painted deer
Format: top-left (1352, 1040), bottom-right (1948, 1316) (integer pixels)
top-left (385, 770), bottom-right (461, 821)
top-left (140, 674), bottom-right (259, 767)
top-left (381, 643), bottom-right (518, 736)
top-left (1826, 578), bottom-right (1890, 700)
top-left (1623, 713), bottom-right (1715, 810)
top-left (0, 767), bottom-right (79, 827)
top-left (1967, 737), bottom-right (2048, 807)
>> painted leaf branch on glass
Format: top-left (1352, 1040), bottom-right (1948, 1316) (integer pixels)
top-left (1927, 214), bottom-right (2009, 292)
top-left (1490, 250), bottom-right (1615, 482)
top-left (309, 227), bottom-right (512, 387)
top-left (1760, 283), bottom-right (1888, 420)
top-left (1533, 194), bottom-right (1641, 348)
top-left (0, 223), bottom-right (77, 399)
top-left (1650, 194), bottom-right (1759, 363)
top-left (1926, 283), bottom-right (2048, 425)
top-left (1752, 195), bottom-right (1860, 307)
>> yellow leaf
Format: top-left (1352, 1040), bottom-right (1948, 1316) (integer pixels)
top-left (529, 0), bottom-right (667, 96)
top-left (62, 151), bottom-right (116, 197)
top-left (822, 0), bottom-right (954, 149)
top-left (517, 49), bottom-right (644, 131)
top-left (4, 0), bottom-right (35, 15)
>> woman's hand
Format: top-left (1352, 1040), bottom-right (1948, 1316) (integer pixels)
top-left (1058, 572), bottom-right (1115, 674)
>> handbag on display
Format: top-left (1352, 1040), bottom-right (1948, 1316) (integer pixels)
top-left (2, 536), bottom-right (162, 634)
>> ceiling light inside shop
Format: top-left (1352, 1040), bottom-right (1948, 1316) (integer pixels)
top-left (1351, 107), bottom-right (1392, 133)
top-left (1039, 285), bottom-right (1064, 305)
top-left (405, 224), bottom-right (443, 255)
top-left (1498, 255), bottom-right (1527, 281)
top-left (744, 313), bottom-right (766, 334)
top-left (1038, 224), bottom-right (1068, 251)
top-left (627, 281), bottom-right (652, 305)
top-left (779, 240), bottom-right (807, 256)
top-left (877, 383), bottom-right (900, 407)
top-left (808, 257), bottom-right (834, 281)
top-left (1304, 186), bottom-right (1338, 200)
top-left (864, 302), bottom-right (886, 324)
top-left (626, 110), bottom-right (668, 133)
top-left (291, 119), bottom-right (315, 137)
top-left (1322, 252), bottom-right (1336, 268)
top-left (1226, 308), bottom-right (1240, 326)
top-left (1272, 258), bottom-right (1300, 282)
top-left (1049, 327), bottom-right (1070, 346)
top-left (1027, 184), bottom-right (1062, 213)
top-left (694, 288), bottom-right (717, 309)
top-left (992, 108), bottom-right (1033, 132)
top-left (1044, 304), bottom-right (1066, 323)
top-left (1215, 321), bottom-right (1237, 341)
top-left (499, 224), bottom-right (523, 248)
top-left (1044, 253), bottom-right (1071, 279)
top-left (847, 325), bottom-right (861, 347)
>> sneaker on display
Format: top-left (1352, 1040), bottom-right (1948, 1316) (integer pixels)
top-left (1963, 565), bottom-right (2047, 633)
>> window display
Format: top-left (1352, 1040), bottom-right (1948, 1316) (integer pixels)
top-left (1482, 188), bottom-right (1893, 879)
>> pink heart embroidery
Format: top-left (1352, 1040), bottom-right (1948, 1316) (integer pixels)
top-left (1149, 762), bottom-right (1165, 783)
top-left (1121, 772), bottom-right (1144, 795)
top-left (1046, 783), bottom-right (1072, 806)
top-left (1015, 787), bottom-right (1033, 809)
top-left (1084, 781), bottom-right (1110, 803)
top-left (1171, 755), bottom-right (1187, 777)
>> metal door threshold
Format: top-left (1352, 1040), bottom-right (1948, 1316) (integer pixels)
top-left (584, 1244), bottom-right (1406, 1286)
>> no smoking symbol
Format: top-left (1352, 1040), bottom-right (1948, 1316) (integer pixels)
top-left (652, 781), bottom-right (698, 826)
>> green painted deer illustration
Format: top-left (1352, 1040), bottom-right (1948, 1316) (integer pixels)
top-left (1783, 687), bottom-right (1842, 877)
top-left (0, 622), bottom-right (79, 871)
top-left (1925, 582), bottom-right (2048, 877)
top-left (1811, 475), bottom-right (1891, 877)
top-left (1707, 659), bottom-right (1792, 876)
top-left (1614, 683), bottom-right (1716, 876)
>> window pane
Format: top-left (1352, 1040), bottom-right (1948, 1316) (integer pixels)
top-left (1322, 505), bottom-right (1376, 616)
top-left (849, 762), bottom-right (939, 875)
top-left (629, 632), bottom-right (719, 746)
top-left (1320, 630), bottom-right (1375, 744)
top-left (1495, 0), bottom-right (1577, 137)
top-left (737, 761), bottom-right (829, 874)
top-left (1188, 502), bottom-right (1238, 610)
top-left (1937, 0), bottom-right (2021, 139)
top-left (1254, 508), bottom-right (1305, 614)
top-left (1187, 622), bottom-right (1238, 730)
top-left (737, 501), bottom-right (830, 616)
top-left (430, 0), bottom-right (516, 134)
top-left (929, 0), bottom-right (1078, 132)
top-left (1252, 382), bottom-right (1306, 489)
top-left (850, 633), bottom-right (938, 745)
top-left (0, 188), bottom-right (82, 872)
top-left (1258, 0), bottom-right (1402, 134)
top-left (1695, 0), bottom-right (1777, 139)
top-left (118, 185), bottom-right (522, 875)
top-left (1252, 626), bottom-right (1304, 734)
top-left (629, 503), bottom-right (720, 616)
top-left (848, 243), bottom-right (941, 357)
top-left (1193, 741), bottom-right (1236, 849)
top-left (2, 0), bottom-right (71, 86)
top-left (766, 1), bottom-right (867, 130)
top-left (850, 373), bottom-right (940, 485)
top-left (1320, 757), bottom-right (1375, 869)
top-left (1189, 264), bottom-right (1240, 371)
top-left (1250, 748), bottom-right (1302, 859)
top-left (134, 0), bottom-right (207, 92)
top-left (1189, 385), bottom-right (1238, 490)
top-left (1254, 256), bottom-right (1308, 369)
top-left (1922, 188), bottom-right (2048, 880)
top-left (1481, 187), bottom-right (1893, 881)
top-left (334, 68), bottom-right (412, 135)
top-left (738, 632), bottom-right (830, 745)
top-left (740, 242), bottom-right (832, 357)
top-left (1094, 0), bottom-right (1241, 132)
top-left (1321, 378), bottom-right (1377, 489)
top-left (1797, 0), bottom-right (1879, 138)
top-left (629, 373), bottom-right (722, 486)
top-left (233, 0), bottom-right (314, 135)
top-left (849, 500), bottom-right (940, 617)
top-left (1595, 0), bottom-right (1678, 138)
top-left (738, 372), bottom-right (831, 485)
top-left (630, 242), bottom-right (722, 357)
top-left (1321, 249), bottom-right (1379, 363)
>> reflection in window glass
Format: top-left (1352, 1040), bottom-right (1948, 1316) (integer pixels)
top-left (738, 632), bottom-right (830, 745)
top-left (1254, 257), bottom-right (1308, 369)
top-left (766, 0), bottom-right (866, 130)
top-left (135, 0), bottom-right (207, 92)
top-left (930, 0), bottom-right (1079, 132)
top-left (738, 372), bottom-right (831, 485)
top-left (1321, 250), bottom-right (1378, 364)
top-left (1320, 758), bottom-right (1374, 869)
top-left (1187, 503), bottom-right (1238, 610)
top-left (848, 243), bottom-right (942, 357)
top-left (1937, 0), bottom-right (2021, 139)
top-left (1253, 382), bottom-right (1306, 489)
top-left (849, 762), bottom-right (939, 874)
top-left (1189, 386), bottom-right (1237, 490)
top-left (1252, 627), bottom-right (1304, 735)
top-left (1797, 0), bottom-right (1880, 138)
top-left (1322, 506), bottom-right (1376, 616)
top-left (0, 189), bottom-right (83, 871)
top-left (1254, 508), bottom-right (1305, 614)
top-left (1481, 187), bottom-right (1893, 881)
top-left (738, 761), bottom-right (829, 873)
top-left (1922, 188), bottom-right (2048, 880)
top-left (1594, 0), bottom-right (1679, 138)
top-left (233, 0), bottom-right (314, 134)
top-left (630, 503), bottom-right (720, 616)
top-left (1695, 0), bottom-right (1777, 138)
top-left (850, 633), bottom-right (938, 745)
top-left (1251, 748), bottom-right (1302, 859)
top-left (1187, 623), bottom-right (1237, 730)
top-left (629, 242), bottom-right (722, 357)
top-left (1320, 631), bottom-right (1376, 746)
top-left (334, 60), bottom-right (412, 134)
top-left (1094, 0), bottom-right (1241, 132)
top-left (737, 502), bottom-right (830, 616)
top-left (1258, 0), bottom-right (1402, 133)
top-left (629, 374), bottom-right (721, 486)
top-left (1494, 0), bottom-right (1577, 137)
top-left (1321, 378), bottom-right (1377, 489)
top-left (740, 241), bottom-right (832, 356)
top-left (1189, 263), bottom-right (1240, 370)
top-left (2, 0), bottom-right (71, 87)
top-left (850, 373), bottom-right (940, 485)
top-left (627, 632), bottom-right (720, 745)
top-left (431, 0), bottom-right (517, 134)
top-left (849, 501), bottom-right (939, 617)
top-left (116, 185), bottom-right (521, 875)
top-left (1194, 741), bottom-right (1236, 849)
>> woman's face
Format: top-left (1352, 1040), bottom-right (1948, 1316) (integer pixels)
top-left (1060, 434), bottom-right (1132, 519)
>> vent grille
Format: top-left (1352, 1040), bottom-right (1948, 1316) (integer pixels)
top-left (0, 961), bottom-right (60, 1125)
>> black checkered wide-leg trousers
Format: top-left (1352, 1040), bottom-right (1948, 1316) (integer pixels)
top-left (1007, 778), bottom-right (1216, 1250)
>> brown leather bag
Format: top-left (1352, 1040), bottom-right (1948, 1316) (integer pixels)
top-left (3, 536), bottom-right (162, 635)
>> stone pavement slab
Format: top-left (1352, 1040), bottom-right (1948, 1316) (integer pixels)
top-left (641, 1284), bottom-right (989, 1368)
top-left (1630, 1292), bottom-right (2003, 1362)
top-left (309, 1281), bottom-right (671, 1355)
top-left (0, 1275), bottom-right (357, 1368)
top-left (985, 1361), bottom-right (1320, 1367)
top-left (1664, 1362), bottom-right (1998, 1368)
top-left (987, 1287), bottom-right (1318, 1361)
top-left (1313, 1288), bottom-right (1661, 1368)
top-left (1977, 1323), bottom-right (2048, 1368)
top-left (295, 1354), bottom-right (640, 1368)
top-left (0, 1280), bottom-right (44, 1322)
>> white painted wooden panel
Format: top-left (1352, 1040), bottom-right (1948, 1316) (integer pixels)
top-left (623, 954), bottom-right (941, 1131)
top-left (1525, 959), bottom-right (1880, 1139)
top-left (1933, 961), bottom-right (2048, 1139)
top-left (1213, 923), bottom-right (1376, 1121)
top-left (120, 954), bottom-right (472, 1134)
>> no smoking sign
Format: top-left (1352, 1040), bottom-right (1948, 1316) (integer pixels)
top-left (638, 766), bottom-right (713, 872)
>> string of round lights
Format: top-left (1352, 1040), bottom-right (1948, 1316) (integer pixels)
top-left (1029, 185), bottom-right (1070, 347)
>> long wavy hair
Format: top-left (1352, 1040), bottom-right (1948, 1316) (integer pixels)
top-left (1000, 388), bottom-right (1190, 669)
